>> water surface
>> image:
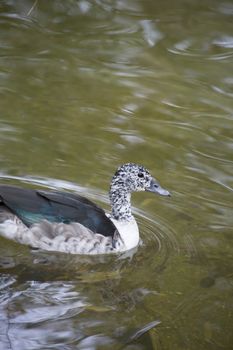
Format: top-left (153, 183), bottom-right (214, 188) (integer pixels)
top-left (0, 1), bottom-right (233, 349)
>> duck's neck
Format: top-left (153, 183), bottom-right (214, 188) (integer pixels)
top-left (109, 185), bottom-right (133, 221)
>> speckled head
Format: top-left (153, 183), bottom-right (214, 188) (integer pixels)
top-left (109, 163), bottom-right (170, 221)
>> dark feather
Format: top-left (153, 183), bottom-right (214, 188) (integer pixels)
top-left (0, 185), bottom-right (117, 237)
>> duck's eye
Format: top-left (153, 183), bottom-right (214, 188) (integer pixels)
top-left (138, 172), bottom-right (144, 178)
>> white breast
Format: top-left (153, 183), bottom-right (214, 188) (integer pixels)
top-left (109, 216), bottom-right (139, 252)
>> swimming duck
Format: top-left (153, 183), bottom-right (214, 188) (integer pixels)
top-left (0, 163), bottom-right (170, 255)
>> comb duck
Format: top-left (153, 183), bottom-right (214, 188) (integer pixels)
top-left (0, 163), bottom-right (170, 255)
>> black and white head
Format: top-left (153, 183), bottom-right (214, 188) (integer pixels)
top-left (111, 163), bottom-right (170, 195)
top-left (109, 163), bottom-right (170, 221)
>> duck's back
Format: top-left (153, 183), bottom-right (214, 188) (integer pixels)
top-left (0, 185), bottom-right (117, 237)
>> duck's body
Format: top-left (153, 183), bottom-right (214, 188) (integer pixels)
top-left (0, 163), bottom-right (170, 255)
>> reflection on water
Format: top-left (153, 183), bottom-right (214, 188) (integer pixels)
top-left (0, 0), bottom-right (233, 349)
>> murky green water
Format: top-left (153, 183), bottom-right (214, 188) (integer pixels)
top-left (0, 0), bottom-right (233, 349)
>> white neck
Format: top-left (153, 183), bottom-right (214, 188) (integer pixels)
top-left (110, 216), bottom-right (139, 251)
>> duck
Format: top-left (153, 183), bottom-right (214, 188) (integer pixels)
top-left (0, 163), bottom-right (170, 255)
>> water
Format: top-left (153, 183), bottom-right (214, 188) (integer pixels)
top-left (0, 0), bottom-right (233, 349)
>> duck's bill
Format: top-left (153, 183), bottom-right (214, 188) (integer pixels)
top-left (146, 178), bottom-right (171, 196)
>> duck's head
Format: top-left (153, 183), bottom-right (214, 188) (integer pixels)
top-left (111, 163), bottom-right (170, 196)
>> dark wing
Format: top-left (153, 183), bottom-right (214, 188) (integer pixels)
top-left (0, 185), bottom-right (117, 237)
